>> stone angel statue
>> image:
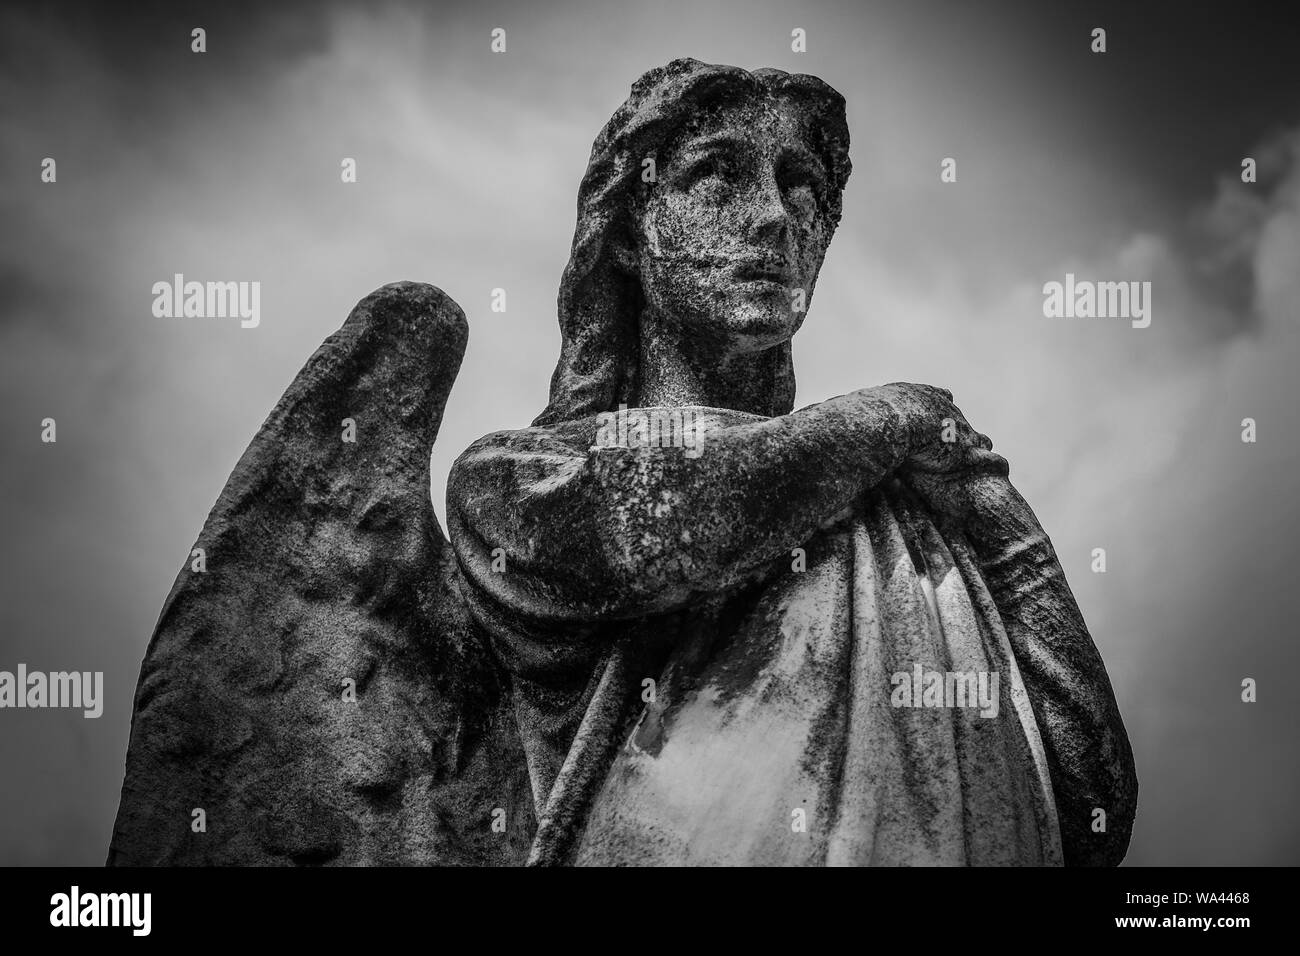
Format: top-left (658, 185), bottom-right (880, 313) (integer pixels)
top-left (109, 58), bottom-right (1137, 867)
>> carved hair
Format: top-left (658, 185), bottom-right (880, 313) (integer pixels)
top-left (533, 58), bottom-right (852, 426)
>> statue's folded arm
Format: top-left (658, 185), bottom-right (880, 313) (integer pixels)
top-left (446, 391), bottom-right (922, 628)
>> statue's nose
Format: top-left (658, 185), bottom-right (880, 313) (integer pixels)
top-left (746, 171), bottom-right (792, 247)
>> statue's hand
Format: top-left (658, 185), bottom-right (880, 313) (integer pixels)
top-left (870, 382), bottom-right (1010, 523)
top-left (876, 382), bottom-right (999, 476)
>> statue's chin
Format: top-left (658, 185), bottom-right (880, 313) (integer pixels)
top-left (721, 298), bottom-right (804, 352)
top-left (646, 291), bottom-right (803, 352)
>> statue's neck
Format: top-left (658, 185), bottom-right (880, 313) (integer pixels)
top-left (635, 309), bottom-right (795, 416)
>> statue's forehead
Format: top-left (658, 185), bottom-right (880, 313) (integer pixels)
top-left (663, 96), bottom-right (813, 161)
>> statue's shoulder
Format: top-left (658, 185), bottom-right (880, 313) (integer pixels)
top-left (453, 414), bottom-right (605, 468)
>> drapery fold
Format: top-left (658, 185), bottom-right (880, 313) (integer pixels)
top-left (448, 407), bottom-right (1135, 865)
top-left (570, 482), bottom-right (1063, 865)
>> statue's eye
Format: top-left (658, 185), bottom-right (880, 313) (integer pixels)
top-left (687, 155), bottom-right (735, 186)
top-left (774, 157), bottom-right (826, 208)
top-left (779, 160), bottom-right (827, 209)
top-left (785, 181), bottom-right (816, 202)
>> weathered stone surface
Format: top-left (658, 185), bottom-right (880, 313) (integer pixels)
top-left (108, 282), bottom-right (533, 865)
top-left (449, 58), bottom-right (1137, 865)
top-left (111, 58), bottom-right (1137, 868)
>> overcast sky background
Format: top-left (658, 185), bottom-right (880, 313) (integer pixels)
top-left (1, 0), bottom-right (1297, 865)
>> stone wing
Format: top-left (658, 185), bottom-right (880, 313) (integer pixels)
top-left (108, 282), bottom-right (533, 865)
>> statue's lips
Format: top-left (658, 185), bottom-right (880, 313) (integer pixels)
top-left (731, 260), bottom-right (791, 284)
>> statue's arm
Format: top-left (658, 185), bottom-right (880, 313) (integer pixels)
top-left (448, 386), bottom-right (928, 623)
top-left (914, 462), bottom-right (1139, 866)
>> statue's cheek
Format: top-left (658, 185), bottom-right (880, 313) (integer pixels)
top-left (794, 223), bottom-right (830, 267)
top-left (644, 199), bottom-right (693, 252)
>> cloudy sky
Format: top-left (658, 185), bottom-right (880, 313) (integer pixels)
top-left (1, 0), bottom-right (1297, 865)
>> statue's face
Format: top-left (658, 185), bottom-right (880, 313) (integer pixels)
top-left (635, 95), bottom-right (836, 353)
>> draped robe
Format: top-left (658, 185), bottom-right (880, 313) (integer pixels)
top-left (448, 406), bottom-right (1134, 866)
